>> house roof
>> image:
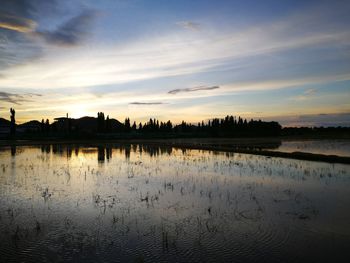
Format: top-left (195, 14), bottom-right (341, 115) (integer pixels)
top-left (54, 117), bottom-right (72, 121)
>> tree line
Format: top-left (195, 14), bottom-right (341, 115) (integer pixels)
top-left (96, 113), bottom-right (282, 137)
top-left (3, 108), bottom-right (282, 138)
top-left (9, 108), bottom-right (348, 139)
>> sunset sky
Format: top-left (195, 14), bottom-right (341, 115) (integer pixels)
top-left (0, 0), bottom-right (349, 126)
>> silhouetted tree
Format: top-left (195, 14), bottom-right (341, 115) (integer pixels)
top-left (124, 118), bottom-right (130, 132)
top-left (132, 121), bottom-right (137, 131)
top-left (41, 119), bottom-right (45, 133)
top-left (45, 119), bottom-right (50, 133)
top-left (10, 108), bottom-right (16, 136)
top-left (106, 115), bottom-right (111, 132)
top-left (166, 120), bottom-right (172, 131)
top-left (68, 117), bottom-right (72, 133)
top-left (12, 111), bottom-right (284, 139)
top-left (97, 112), bottom-right (105, 132)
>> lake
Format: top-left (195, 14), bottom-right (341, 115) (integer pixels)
top-left (0, 144), bottom-right (349, 262)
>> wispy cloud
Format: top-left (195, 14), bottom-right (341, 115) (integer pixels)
top-left (0, 92), bottom-right (41, 105)
top-left (220, 75), bottom-right (350, 93)
top-left (168, 85), bottom-right (219, 95)
top-left (304, 88), bottom-right (316, 95)
top-left (2, 7), bottom-right (349, 90)
top-left (176, 21), bottom-right (200, 31)
top-left (1, 1), bottom-right (349, 123)
top-left (0, 0), bottom-right (56, 36)
top-left (290, 88), bottom-right (318, 101)
top-left (0, 12), bottom-right (37, 32)
top-left (0, 5), bottom-right (42, 70)
top-left (129, 102), bottom-right (165, 105)
top-left (0, 2), bottom-right (98, 72)
top-left (34, 9), bottom-right (98, 46)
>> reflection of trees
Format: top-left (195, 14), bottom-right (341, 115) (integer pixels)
top-left (2, 140), bottom-right (282, 163)
top-left (6, 143), bottom-right (216, 162)
top-left (138, 144), bottom-right (172, 157)
top-left (98, 146), bottom-right (105, 163)
top-left (106, 147), bottom-right (112, 161)
top-left (66, 145), bottom-right (73, 159)
top-left (126, 145), bottom-right (131, 159)
top-left (11, 145), bottom-right (16, 156)
top-left (94, 144), bottom-right (174, 161)
top-left (41, 145), bottom-right (51, 154)
top-left (0, 141), bottom-right (286, 170)
top-left (97, 146), bottom-right (113, 163)
top-left (51, 144), bottom-right (73, 158)
top-left (75, 147), bottom-right (79, 156)
top-left (86, 144), bottom-right (173, 159)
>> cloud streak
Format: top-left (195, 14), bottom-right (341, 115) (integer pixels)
top-left (0, 91), bottom-right (41, 105)
top-left (129, 102), bottom-right (165, 105)
top-left (34, 9), bottom-right (98, 46)
top-left (0, 12), bottom-right (36, 32)
top-left (0, 1), bottom-right (349, 124)
top-left (176, 21), bottom-right (200, 31)
top-left (2, 6), bottom-right (349, 90)
top-left (168, 85), bottom-right (219, 95)
top-left (290, 88), bottom-right (318, 101)
top-left (0, 2), bottom-right (98, 72)
top-left (0, 9), bottom-right (97, 46)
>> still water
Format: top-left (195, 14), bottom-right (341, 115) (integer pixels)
top-left (0, 144), bottom-right (349, 262)
top-left (272, 139), bottom-right (350, 157)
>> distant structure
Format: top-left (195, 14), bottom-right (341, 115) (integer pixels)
top-left (54, 113), bottom-right (72, 133)
top-left (10, 108), bottom-right (16, 136)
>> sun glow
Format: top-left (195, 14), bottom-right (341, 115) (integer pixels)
top-left (68, 104), bottom-right (91, 119)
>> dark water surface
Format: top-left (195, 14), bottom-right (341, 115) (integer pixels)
top-left (0, 144), bottom-right (349, 262)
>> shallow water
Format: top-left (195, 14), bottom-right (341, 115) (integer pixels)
top-left (0, 144), bottom-right (349, 263)
top-left (273, 139), bottom-right (350, 156)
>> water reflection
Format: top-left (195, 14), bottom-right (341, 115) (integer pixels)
top-left (10, 145), bottom-right (16, 156)
top-left (0, 144), bottom-right (349, 263)
top-left (271, 139), bottom-right (350, 156)
top-left (97, 146), bottom-right (105, 163)
top-left (2, 141), bottom-right (284, 163)
top-left (40, 145), bottom-right (50, 154)
top-left (12, 144), bottom-right (176, 163)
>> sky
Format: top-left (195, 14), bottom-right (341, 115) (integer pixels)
top-left (0, 0), bottom-right (349, 127)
